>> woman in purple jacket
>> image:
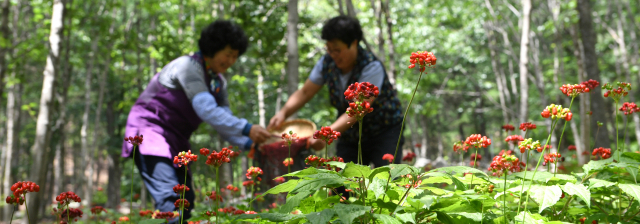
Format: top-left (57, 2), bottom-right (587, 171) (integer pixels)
top-left (122, 20), bottom-right (272, 222)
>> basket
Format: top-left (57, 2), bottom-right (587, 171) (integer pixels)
top-left (263, 119), bottom-right (317, 145)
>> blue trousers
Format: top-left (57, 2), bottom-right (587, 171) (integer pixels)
top-left (134, 154), bottom-right (195, 223)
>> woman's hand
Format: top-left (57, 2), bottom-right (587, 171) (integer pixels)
top-left (249, 125), bottom-right (273, 144)
top-left (268, 111), bottom-right (286, 131)
top-left (307, 138), bottom-right (326, 151)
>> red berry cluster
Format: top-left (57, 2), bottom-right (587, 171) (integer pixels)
top-left (152, 211), bottom-right (179, 220)
top-left (504, 135), bottom-right (524, 145)
top-left (602, 82), bottom-right (631, 101)
top-left (226, 184), bottom-right (239, 192)
top-left (519, 122), bottom-right (537, 131)
top-left (59, 208), bottom-right (83, 223)
top-left (246, 167), bottom-right (263, 180)
top-left (560, 83), bottom-right (591, 97)
top-left (204, 147), bottom-right (235, 167)
top-left (124, 135), bottom-right (144, 146)
top-left (619, 102), bottom-right (640, 115)
top-left (283, 157), bottom-right (294, 167)
top-left (464, 134), bottom-right (492, 148)
top-left (498, 150), bottom-right (514, 156)
top-left (56, 191), bottom-right (81, 206)
top-left (344, 82), bottom-right (380, 101)
top-left (541, 104), bottom-right (572, 121)
top-left (382, 154), bottom-right (394, 163)
top-left (401, 174), bottom-right (424, 189)
top-left (139, 209), bottom-right (153, 217)
top-left (173, 184), bottom-right (190, 196)
top-left (488, 154), bottom-right (524, 176)
top-left (90, 206), bottom-right (107, 215)
top-left (582, 79), bottom-right (600, 90)
top-left (453, 141), bottom-right (470, 153)
top-left (206, 190), bottom-right (222, 202)
top-left (470, 153), bottom-right (482, 161)
top-left (242, 180), bottom-right (255, 187)
top-left (203, 210), bottom-right (217, 217)
top-left (255, 192), bottom-right (265, 202)
top-left (568, 145), bottom-right (577, 151)
top-left (543, 153), bottom-right (562, 165)
top-left (218, 206), bottom-right (239, 214)
top-left (518, 138), bottom-right (542, 153)
top-left (5, 181), bottom-right (40, 205)
top-left (501, 124), bottom-right (515, 132)
top-left (323, 156), bottom-right (345, 171)
top-left (474, 183), bottom-right (495, 194)
top-left (173, 150), bottom-right (198, 167)
top-left (579, 217), bottom-right (598, 224)
top-left (346, 101), bottom-right (374, 120)
top-left (313, 126), bottom-right (341, 145)
top-left (174, 199), bottom-right (190, 208)
top-left (592, 147), bottom-right (612, 159)
top-left (274, 176), bottom-right (286, 184)
top-left (305, 155), bottom-right (324, 167)
top-left (408, 51), bottom-right (437, 72)
top-left (282, 130), bottom-right (299, 146)
top-left (538, 145), bottom-right (552, 153)
top-left (403, 152), bottom-right (416, 162)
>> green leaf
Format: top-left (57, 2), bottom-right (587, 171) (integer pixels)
top-left (389, 164), bottom-right (415, 180)
top-left (299, 196), bottom-right (317, 214)
top-left (306, 209), bottom-right (335, 224)
top-left (395, 212), bottom-right (416, 224)
top-left (333, 203), bottom-right (370, 224)
top-left (423, 186), bottom-right (449, 195)
top-left (257, 213), bottom-right (304, 222)
top-left (622, 152), bottom-right (640, 163)
top-left (589, 179), bottom-right (615, 189)
top-left (292, 178), bottom-right (344, 194)
top-left (264, 180), bottom-right (301, 195)
top-left (546, 174), bottom-right (577, 184)
top-left (543, 222), bottom-right (572, 224)
top-left (280, 190), bottom-right (314, 213)
top-left (583, 159), bottom-right (612, 175)
top-left (513, 171), bottom-right (554, 182)
top-left (431, 166), bottom-right (488, 177)
top-left (619, 184), bottom-right (640, 204)
top-left (445, 172), bottom-right (467, 191)
top-left (626, 166), bottom-right (639, 183)
top-left (369, 177), bottom-right (388, 199)
top-left (285, 167), bottom-right (320, 177)
top-left (560, 182), bottom-right (591, 208)
top-left (369, 166), bottom-right (391, 182)
top-left (416, 195), bottom-right (436, 209)
top-left (422, 175), bottom-right (453, 184)
top-left (372, 214), bottom-right (402, 224)
top-left (448, 212), bottom-right (482, 222)
top-left (326, 161), bottom-right (347, 169)
top-left (438, 201), bottom-right (482, 213)
top-left (342, 162), bottom-right (372, 178)
top-left (514, 211), bottom-right (544, 224)
top-left (530, 185), bottom-right (562, 213)
top-left (139, 219), bottom-right (168, 224)
top-left (435, 211), bottom-right (458, 224)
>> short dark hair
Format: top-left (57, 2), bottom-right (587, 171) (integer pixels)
top-left (321, 16), bottom-right (363, 48)
top-left (198, 20), bottom-right (249, 57)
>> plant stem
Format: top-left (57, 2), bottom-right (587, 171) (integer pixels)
top-left (624, 116), bottom-right (629, 153)
top-left (515, 149), bottom-right (532, 216)
top-left (9, 205), bottom-right (15, 224)
top-left (130, 146), bottom-right (137, 223)
top-left (180, 166), bottom-right (188, 224)
top-left (521, 119), bottom-right (559, 224)
top-left (392, 69), bottom-right (425, 160)
top-left (250, 185), bottom-right (255, 211)
top-left (481, 199), bottom-right (485, 224)
top-left (554, 97), bottom-right (574, 174)
top-left (325, 143), bottom-right (329, 198)
top-left (618, 183), bottom-right (623, 216)
top-left (215, 167), bottom-right (220, 224)
top-left (615, 101), bottom-right (620, 161)
top-left (503, 173), bottom-right (508, 223)
top-left (358, 121), bottom-right (363, 165)
top-left (288, 143), bottom-right (291, 175)
top-left (66, 204), bottom-right (70, 223)
top-left (470, 147), bottom-right (479, 187)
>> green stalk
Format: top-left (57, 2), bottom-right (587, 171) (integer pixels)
top-left (9, 205), bottom-right (15, 224)
top-left (392, 68), bottom-right (425, 160)
top-left (503, 173), bottom-right (508, 223)
top-left (23, 196), bottom-right (31, 224)
top-left (521, 119), bottom-right (559, 224)
top-left (481, 199), bottom-right (485, 224)
top-left (358, 121), bottom-right (363, 165)
top-left (66, 203), bottom-right (70, 223)
top-left (515, 145), bottom-right (532, 216)
top-left (470, 147), bottom-right (479, 187)
top-left (624, 116), bottom-right (629, 153)
top-left (553, 97), bottom-right (575, 176)
top-left (325, 142), bottom-right (329, 198)
top-left (215, 167), bottom-right (220, 224)
top-left (130, 146), bottom-right (137, 223)
top-left (250, 185), bottom-right (255, 211)
top-left (615, 101), bottom-right (620, 161)
top-left (288, 143), bottom-right (291, 175)
top-left (180, 166), bottom-right (188, 224)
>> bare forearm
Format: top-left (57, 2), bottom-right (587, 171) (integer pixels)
top-left (330, 113), bottom-right (357, 133)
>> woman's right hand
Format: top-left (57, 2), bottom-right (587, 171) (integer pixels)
top-left (249, 125), bottom-right (273, 144)
top-left (268, 111), bottom-right (286, 131)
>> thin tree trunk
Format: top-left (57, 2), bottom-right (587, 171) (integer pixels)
top-left (345, 0), bottom-right (356, 17)
top-left (80, 40), bottom-right (97, 207)
top-left (577, 0), bottom-right (612, 148)
top-left (381, 0), bottom-right (396, 84)
top-left (87, 44), bottom-right (106, 209)
top-left (27, 0), bottom-right (65, 221)
top-left (337, 0), bottom-right (345, 15)
top-left (2, 72), bottom-right (17, 222)
top-left (372, 0), bottom-right (385, 63)
top-left (286, 0), bottom-right (299, 118)
top-left (0, 0), bottom-right (10, 99)
top-left (518, 0), bottom-right (531, 124)
top-left (485, 25), bottom-right (509, 124)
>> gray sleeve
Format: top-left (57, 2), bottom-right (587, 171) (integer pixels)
top-left (358, 61), bottom-right (385, 88)
top-left (158, 56), bottom-right (210, 100)
top-left (308, 56), bottom-right (326, 85)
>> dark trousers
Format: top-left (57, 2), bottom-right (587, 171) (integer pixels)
top-left (134, 154), bottom-right (195, 223)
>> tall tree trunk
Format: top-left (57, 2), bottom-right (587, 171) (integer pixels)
top-left (381, 0), bottom-right (396, 84)
top-left (80, 40), bottom-right (97, 206)
top-left (518, 0), bottom-right (531, 124)
top-left (371, 0), bottom-right (385, 63)
top-left (87, 44), bottom-right (106, 209)
top-left (0, 0), bottom-right (10, 99)
top-left (27, 0), bottom-right (65, 221)
top-left (345, 0), bottom-right (356, 17)
top-left (2, 72), bottom-right (17, 221)
top-left (105, 101), bottom-right (122, 209)
top-left (337, 0), bottom-right (345, 15)
top-left (569, 24), bottom-right (589, 163)
top-left (286, 0), bottom-right (299, 118)
top-left (577, 0), bottom-right (612, 148)
top-left (485, 25), bottom-right (509, 124)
